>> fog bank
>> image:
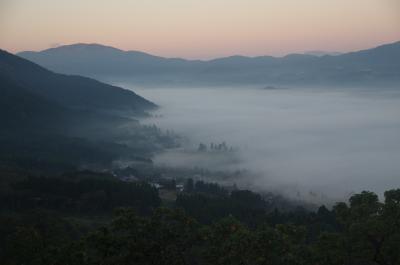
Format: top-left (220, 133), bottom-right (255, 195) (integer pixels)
top-left (128, 86), bottom-right (400, 201)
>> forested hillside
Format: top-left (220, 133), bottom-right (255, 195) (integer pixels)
top-left (1, 171), bottom-right (399, 265)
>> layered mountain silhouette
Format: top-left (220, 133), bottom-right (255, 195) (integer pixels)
top-left (0, 48), bottom-right (157, 138)
top-left (18, 41), bottom-right (400, 87)
top-left (0, 50), bottom-right (158, 168)
top-left (1, 49), bottom-right (155, 113)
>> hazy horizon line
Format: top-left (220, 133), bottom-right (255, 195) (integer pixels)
top-left (13, 39), bottom-right (400, 61)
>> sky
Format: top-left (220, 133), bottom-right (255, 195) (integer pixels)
top-left (1, 0), bottom-right (399, 59)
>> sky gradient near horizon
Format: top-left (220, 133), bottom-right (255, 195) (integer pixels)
top-left (1, 0), bottom-right (399, 59)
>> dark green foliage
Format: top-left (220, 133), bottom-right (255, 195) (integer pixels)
top-left (0, 210), bottom-right (85, 265)
top-left (1, 171), bottom-right (161, 215)
top-left (183, 179), bottom-right (227, 196)
top-left (312, 189), bottom-right (400, 265)
top-left (80, 208), bottom-right (199, 265)
top-left (1, 189), bottom-right (400, 264)
top-left (0, 133), bottom-right (124, 173)
top-left (184, 178), bottom-right (194, 193)
top-left (177, 189), bottom-right (268, 227)
top-left (194, 180), bottom-right (228, 196)
top-left (0, 76), bottom-right (67, 131)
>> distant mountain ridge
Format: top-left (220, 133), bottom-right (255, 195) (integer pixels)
top-left (17, 41), bottom-right (400, 87)
top-left (303, 51), bottom-right (342, 57)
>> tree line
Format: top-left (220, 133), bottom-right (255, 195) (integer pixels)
top-left (1, 171), bottom-right (399, 264)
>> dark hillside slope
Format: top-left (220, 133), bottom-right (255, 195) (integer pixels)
top-left (0, 75), bottom-right (68, 131)
top-left (0, 50), bottom-right (157, 171)
top-left (1, 49), bottom-right (156, 112)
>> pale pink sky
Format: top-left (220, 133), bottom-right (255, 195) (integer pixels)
top-left (1, 0), bottom-right (399, 59)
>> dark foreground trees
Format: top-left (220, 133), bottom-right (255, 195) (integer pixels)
top-left (1, 187), bottom-right (399, 264)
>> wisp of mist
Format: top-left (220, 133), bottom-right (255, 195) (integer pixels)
top-left (124, 85), bottom-right (400, 202)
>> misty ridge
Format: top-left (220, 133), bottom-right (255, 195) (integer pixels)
top-left (17, 41), bottom-right (400, 88)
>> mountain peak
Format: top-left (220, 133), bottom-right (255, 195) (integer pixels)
top-left (40, 43), bottom-right (124, 53)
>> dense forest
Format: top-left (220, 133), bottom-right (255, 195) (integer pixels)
top-left (1, 168), bottom-right (399, 265)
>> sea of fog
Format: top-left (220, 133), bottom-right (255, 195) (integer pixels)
top-left (124, 85), bottom-right (400, 202)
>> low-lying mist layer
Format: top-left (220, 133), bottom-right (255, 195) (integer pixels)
top-left (127, 86), bottom-right (400, 202)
